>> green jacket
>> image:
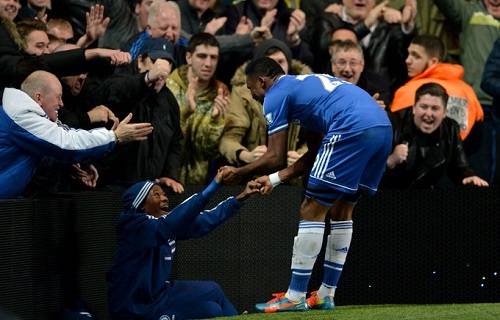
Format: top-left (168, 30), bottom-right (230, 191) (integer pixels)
top-left (387, 0), bottom-right (460, 62)
top-left (434, 0), bottom-right (500, 106)
top-left (166, 65), bottom-right (228, 185)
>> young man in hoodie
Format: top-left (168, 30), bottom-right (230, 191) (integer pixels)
top-left (106, 169), bottom-right (260, 320)
top-left (391, 34), bottom-right (483, 142)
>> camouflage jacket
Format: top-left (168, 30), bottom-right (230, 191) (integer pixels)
top-left (166, 65), bottom-right (229, 185)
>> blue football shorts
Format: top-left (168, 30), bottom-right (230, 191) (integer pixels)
top-left (306, 125), bottom-right (392, 206)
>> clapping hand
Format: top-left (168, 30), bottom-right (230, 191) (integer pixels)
top-left (186, 76), bottom-right (202, 113)
top-left (287, 9), bottom-right (306, 39)
top-left (261, 9), bottom-right (277, 29)
top-left (205, 16), bottom-right (227, 35)
top-left (401, 0), bottom-right (417, 30)
top-left (235, 16), bottom-right (253, 35)
top-left (211, 87), bottom-right (230, 117)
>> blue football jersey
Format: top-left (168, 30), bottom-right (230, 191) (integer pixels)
top-left (263, 74), bottom-right (391, 136)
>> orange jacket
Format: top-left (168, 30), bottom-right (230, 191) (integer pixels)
top-left (391, 63), bottom-right (483, 140)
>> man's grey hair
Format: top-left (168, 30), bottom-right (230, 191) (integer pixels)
top-left (330, 40), bottom-right (364, 63)
top-left (148, 0), bottom-right (181, 27)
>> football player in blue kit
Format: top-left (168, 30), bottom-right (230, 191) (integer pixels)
top-left (223, 57), bottom-right (393, 313)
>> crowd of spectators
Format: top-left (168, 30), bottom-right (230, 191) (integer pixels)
top-left (2, 1), bottom-right (499, 319)
top-left (1, 0), bottom-right (499, 197)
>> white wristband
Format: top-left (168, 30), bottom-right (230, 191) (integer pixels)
top-left (269, 172), bottom-right (281, 188)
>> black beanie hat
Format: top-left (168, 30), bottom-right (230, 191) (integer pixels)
top-left (252, 39), bottom-right (292, 69)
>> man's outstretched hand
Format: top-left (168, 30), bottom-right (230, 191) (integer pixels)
top-left (219, 165), bottom-right (243, 185)
top-left (112, 113), bottom-right (153, 144)
top-left (215, 167), bottom-right (260, 202)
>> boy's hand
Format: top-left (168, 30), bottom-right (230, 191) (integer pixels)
top-left (236, 180), bottom-right (261, 202)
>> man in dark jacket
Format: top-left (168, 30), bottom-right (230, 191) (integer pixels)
top-left (87, 38), bottom-right (184, 192)
top-left (481, 36), bottom-right (500, 185)
top-left (0, 17), bottom-right (132, 91)
top-left (222, 0), bottom-right (313, 83)
top-left (50, 43), bottom-right (117, 131)
top-left (381, 82), bottom-right (488, 189)
top-left (107, 169), bottom-right (259, 320)
top-left (308, 0), bottom-right (417, 93)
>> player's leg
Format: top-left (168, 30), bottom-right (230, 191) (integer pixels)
top-left (308, 198), bottom-right (357, 310)
top-left (288, 198), bottom-right (331, 298)
top-left (255, 132), bottom-right (343, 313)
top-left (307, 126), bottom-right (392, 310)
top-left (254, 197), bottom-right (330, 313)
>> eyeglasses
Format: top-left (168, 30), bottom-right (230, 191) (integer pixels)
top-left (333, 60), bottom-right (362, 68)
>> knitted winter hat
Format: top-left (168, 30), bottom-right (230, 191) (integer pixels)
top-left (252, 38), bottom-right (292, 69)
top-left (122, 180), bottom-right (160, 212)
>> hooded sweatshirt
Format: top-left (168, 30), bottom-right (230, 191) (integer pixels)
top-left (107, 180), bottom-right (243, 319)
top-left (391, 63), bottom-right (483, 140)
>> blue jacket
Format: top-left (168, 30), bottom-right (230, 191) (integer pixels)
top-left (106, 183), bottom-right (243, 318)
top-left (0, 88), bottom-right (116, 199)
